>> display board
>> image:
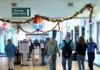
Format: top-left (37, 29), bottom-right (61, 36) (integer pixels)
top-left (19, 41), bottom-right (29, 53)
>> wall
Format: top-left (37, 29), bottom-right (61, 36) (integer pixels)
top-left (93, 22), bottom-right (100, 66)
top-left (93, 0), bottom-right (100, 66)
top-left (66, 19), bottom-right (81, 42)
top-left (95, 0), bottom-right (100, 21)
top-left (0, 33), bottom-right (5, 53)
top-left (80, 18), bottom-right (100, 65)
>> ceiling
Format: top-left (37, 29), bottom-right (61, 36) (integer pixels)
top-left (3, 0), bottom-right (87, 3)
top-left (0, 0), bottom-right (99, 18)
top-left (2, 0), bottom-right (96, 7)
top-left (2, 0), bottom-right (24, 3)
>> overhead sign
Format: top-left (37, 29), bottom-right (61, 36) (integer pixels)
top-left (33, 24), bottom-right (43, 29)
top-left (12, 8), bottom-right (31, 17)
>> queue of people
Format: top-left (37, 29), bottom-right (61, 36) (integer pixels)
top-left (4, 32), bottom-right (98, 70)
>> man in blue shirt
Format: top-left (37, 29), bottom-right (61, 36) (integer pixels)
top-left (87, 37), bottom-right (98, 70)
top-left (5, 39), bottom-right (16, 70)
top-left (60, 32), bottom-right (75, 70)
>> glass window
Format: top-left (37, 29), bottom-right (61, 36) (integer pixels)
top-left (97, 22), bottom-right (100, 53)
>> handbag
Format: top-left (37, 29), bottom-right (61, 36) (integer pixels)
top-left (45, 55), bottom-right (52, 64)
top-left (34, 48), bottom-right (39, 59)
top-left (34, 54), bottom-right (39, 59)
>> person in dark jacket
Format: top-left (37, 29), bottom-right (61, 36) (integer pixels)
top-left (87, 37), bottom-right (98, 70)
top-left (5, 39), bottom-right (16, 70)
top-left (76, 36), bottom-right (87, 70)
top-left (32, 39), bottom-right (40, 65)
top-left (40, 39), bottom-right (46, 65)
top-left (33, 39), bottom-right (40, 49)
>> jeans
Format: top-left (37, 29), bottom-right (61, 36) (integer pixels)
top-left (62, 56), bottom-right (72, 70)
top-left (50, 54), bottom-right (57, 70)
top-left (77, 54), bottom-right (85, 70)
top-left (41, 54), bottom-right (46, 65)
top-left (88, 52), bottom-right (95, 70)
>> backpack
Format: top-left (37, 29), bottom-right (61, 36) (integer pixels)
top-left (62, 40), bottom-right (72, 58)
top-left (49, 44), bottom-right (55, 54)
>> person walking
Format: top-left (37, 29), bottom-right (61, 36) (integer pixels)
top-left (45, 38), bottom-right (50, 55)
top-left (46, 37), bottom-right (60, 70)
top-left (87, 37), bottom-right (98, 70)
top-left (5, 39), bottom-right (16, 70)
top-left (32, 39), bottom-right (40, 65)
top-left (40, 39), bottom-right (46, 65)
top-left (76, 36), bottom-right (87, 70)
top-left (60, 32), bottom-right (75, 70)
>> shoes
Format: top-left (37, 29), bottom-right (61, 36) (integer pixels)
top-left (40, 63), bottom-right (46, 66)
top-left (27, 59), bottom-right (30, 61)
top-left (8, 68), bottom-right (13, 70)
top-left (8, 68), bottom-right (10, 70)
top-left (33, 64), bottom-right (35, 66)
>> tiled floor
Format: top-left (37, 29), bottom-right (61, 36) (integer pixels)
top-left (0, 56), bottom-right (100, 70)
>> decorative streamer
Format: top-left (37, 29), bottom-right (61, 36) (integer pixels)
top-left (57, 21), bottom-right (61, 31)
top-left (17, 25), bottom-right (19, 34)
top-left (0, 3), bottom-right (94, 24)
top-left (17, 22), bottom-right (59, 33)
top-left (33, 15), bottom-right (42, 24)
top-left (3, 22), bottom-right (7, 31)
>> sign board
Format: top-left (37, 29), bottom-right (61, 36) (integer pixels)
top-left (33, 24), bottom-right (43, 29)
top-left (19, 41), bottom-right (29, 53)
top-left (12, 8), bottom-right (31, 17)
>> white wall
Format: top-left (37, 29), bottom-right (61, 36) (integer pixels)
top-left (80, 18), bottom-right (100, 65)
top-left (93, 21), bottom-right (100, 66)
top-left (93, 0), bottom-right (100, 65)
top-left (66, 19), bottom-right (81, 42)
top-left (95, 0), bottom-right (100, 21)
